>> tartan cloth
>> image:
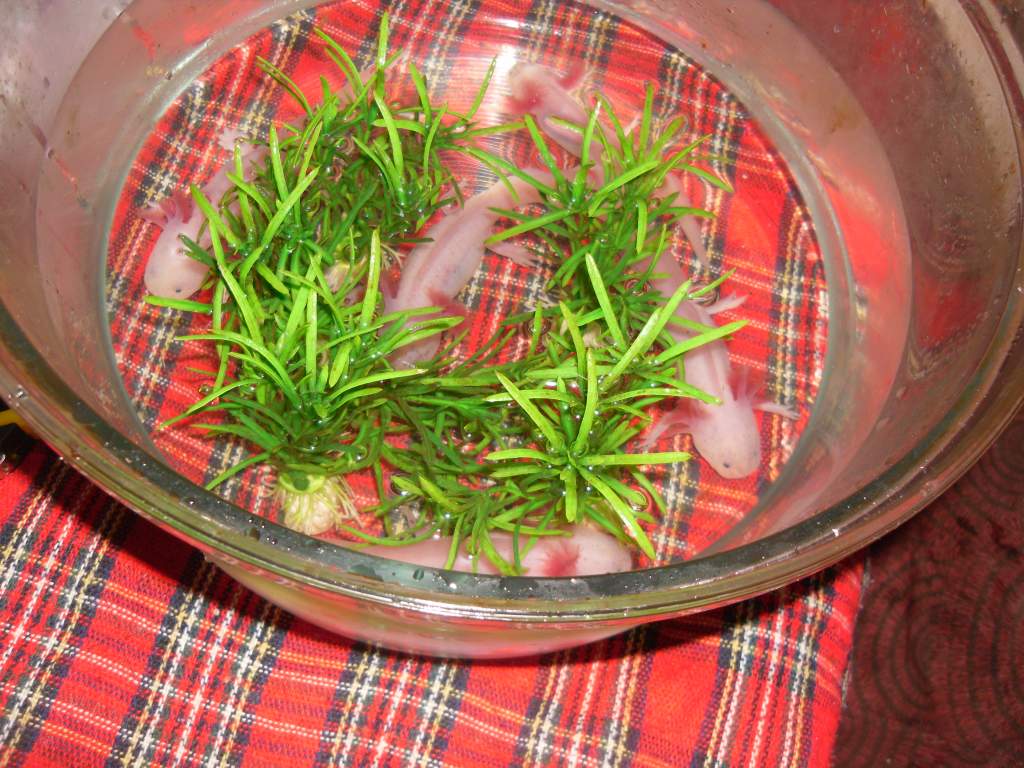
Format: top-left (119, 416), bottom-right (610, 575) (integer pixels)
top-left (0, 1), bottom-right (862, 765)
top-left (0, 441), bottom-right (864, 767)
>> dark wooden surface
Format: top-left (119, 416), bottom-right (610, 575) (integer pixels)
top-left (833, 410), bottom-right (1024, 766)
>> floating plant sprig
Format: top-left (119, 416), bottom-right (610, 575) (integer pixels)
top-left (239, 15), bottom-right (520, 271)
top-left (149, 17), bottom-right (521, 533)
top-left (475, 82), bottom-right (732, 339)
top-left (477, 260), bottom-right (727, 560)
top-left (352, 257), bottom-right (739, 572)
top-left (162, 228), bottom-right (458, 533)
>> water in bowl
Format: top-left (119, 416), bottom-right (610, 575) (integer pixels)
top-left (99, 0), bottom-right (890, 566)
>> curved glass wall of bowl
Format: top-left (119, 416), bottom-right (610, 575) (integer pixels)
top-left (0, 0), bottom-right (1019, 658)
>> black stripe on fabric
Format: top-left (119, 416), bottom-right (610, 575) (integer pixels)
top-left (204, 594), bottom-right (292, 767)
top-left (102, 550), bottom-right (211, 768)
top-left (6, 495), bottom-right (131, 758)
top-left (311, 643), bottom-right (385, 767)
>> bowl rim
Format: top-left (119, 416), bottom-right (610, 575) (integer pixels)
top-left (1, 282), bottom-right (1021, 623)
top-left (2, 0), bottom-right (1023, 626)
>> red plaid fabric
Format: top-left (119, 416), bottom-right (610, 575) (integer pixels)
top-left (0, 2), bottom-right (863, 765)
top-left (0, 443), bottom-right (863, 767)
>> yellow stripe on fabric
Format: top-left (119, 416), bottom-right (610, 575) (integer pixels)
top-left (783, 579), bottom-right (828, 767)
top-left (326, 648), bottom-right (386, 765)
top-left (601, 627), bottom-right (646, 768)
top-left (524, 0), bottom-right (559, 61)
top-left (0, 458), bottom-right (69, 596)
top-left (714, 605), bottom-right (762, 765)
top-left (119, 562), bottom-right (219, 768)
top-left (520, 648), bottom-right (572, 766)
top-left (169, 588), bottom-right (246, 767)
top-left (746, 600), bottom-right (788, 767)
top-left (210, 598), bottom-right (284, 768)
top-left (702, 600), bottom-right (755, 767)
top-left (418, 0), bottom-right (476, 90)
top-left (651, 451), bottom-right (698, 561)
top-left (705, 91), bottom-right (743, 273)
top-left (565, 655), bottom-right (602, 768)
top-left (2, 497), bottom-right (127, 754)
top-left (703, 626), bottom-right (740, 766)
top-left (586, 7), bottom-right (614, 71)
top-left (766, 206), bottom-right (809, 483)
top-left (2, 709), bottom-right (120, 762)
top-left (0, 467), bottom-right (85, 742)
top-left (774, 207), bottom-right (806, 386)
top-left (407, 661), bottom-right (462, 768)
top-left (369, 658), bottom-right (416, 766)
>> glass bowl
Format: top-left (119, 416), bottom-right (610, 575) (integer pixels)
top-left (0, 0), bottom-right (1021, 658)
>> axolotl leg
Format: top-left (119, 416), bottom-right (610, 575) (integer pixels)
top-left (507, 62), bottom-right (599, 160)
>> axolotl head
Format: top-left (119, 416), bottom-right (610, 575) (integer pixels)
top-left (689, 395), bottom-right (763, 480)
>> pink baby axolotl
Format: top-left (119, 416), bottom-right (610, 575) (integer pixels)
top-left (384, 174), bottom-right (549, 367)
top-left (358, 522), bottom-right (634, 577)
top-left (140, 127), bottom-right (265, 299)
top-left (645, 252), bottom-right (797, 478)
